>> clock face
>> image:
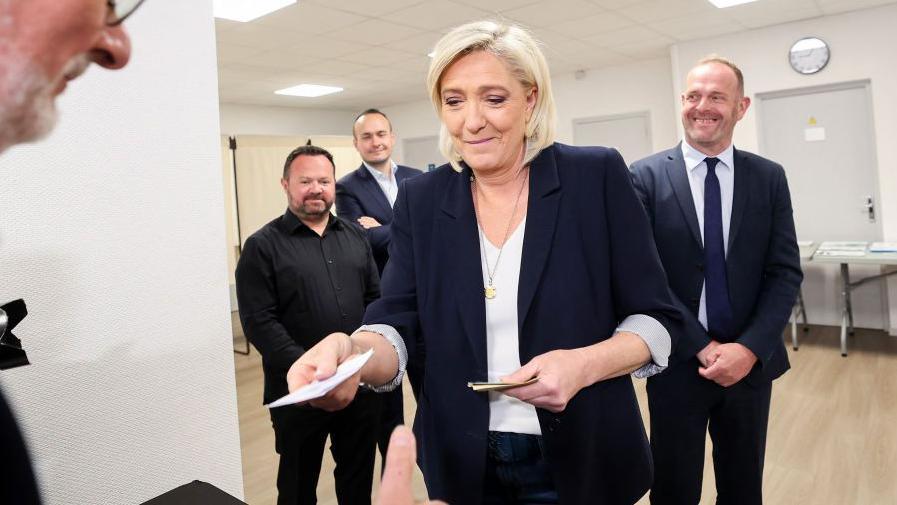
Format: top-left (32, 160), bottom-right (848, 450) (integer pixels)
top-left (789, 37), bottom-right (830, 75)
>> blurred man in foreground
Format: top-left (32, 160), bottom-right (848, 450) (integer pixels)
top-left (0, 1), bottom-right (141, 503)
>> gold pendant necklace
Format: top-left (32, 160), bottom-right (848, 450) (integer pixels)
top-left (472, 167), bottom-right (528, 300)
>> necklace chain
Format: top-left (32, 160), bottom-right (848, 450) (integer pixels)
top-left (472, 167), bottom-right (528, 299)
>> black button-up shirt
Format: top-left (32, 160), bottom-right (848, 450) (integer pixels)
top-left (236, 209), bottom-right (380, 403)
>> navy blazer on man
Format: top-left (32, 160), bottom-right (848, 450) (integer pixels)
top-left (630, 144), bottom-right (802, 384)
top-left (336, 164), bottom-right (423, 273)
top-left (364, 143), bottom-right (683, 504)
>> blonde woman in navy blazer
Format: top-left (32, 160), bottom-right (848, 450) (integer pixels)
top-left (286, 21), bottom-right (683, 505)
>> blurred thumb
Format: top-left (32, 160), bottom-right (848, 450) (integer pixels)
top-left (377, 426), bottom-right (416, 504)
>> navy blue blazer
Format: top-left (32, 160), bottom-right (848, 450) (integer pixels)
top-left (364, 143), bottom-right (682, 504)
top-left (336, 163), bottom-right (423, 273)
top-left (629, 144), bottom-right (802, 384)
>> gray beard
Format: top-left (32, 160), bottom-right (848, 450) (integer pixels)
top-left (0, 29), bottom-right (59, 153)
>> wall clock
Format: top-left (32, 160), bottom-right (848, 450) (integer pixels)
top-left (789, 37), bottom-right (830, 75)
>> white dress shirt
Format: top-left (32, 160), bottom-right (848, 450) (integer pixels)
top-left (364, 160), bottom-right (399, 207)
top-left (681, 141), bottom-right (735, 332)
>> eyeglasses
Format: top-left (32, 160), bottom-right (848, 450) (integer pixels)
top-left (107, 0), bottom-right (146, 26)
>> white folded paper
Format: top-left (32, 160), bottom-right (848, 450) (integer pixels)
top-left (266, 349), bottom-right (374, 408)
top-left (869, 242), bottom-right (897, 253)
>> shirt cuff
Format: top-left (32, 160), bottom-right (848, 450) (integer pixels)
top-left (355, 324), bottom-right (407, 392)
top-left (616, 314), bottom-right (671, 379)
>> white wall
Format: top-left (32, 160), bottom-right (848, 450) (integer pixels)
top-left (671, 3), bottom-right (897, 334)
top-left (0, 1), bottom-right (243, 503)
top-left (220, 103), bottom-right (356, 136)
top-left (219, 100), bottom-right (436, 167)
top-left (552, 58), bottom-right (678, 154)
top-left (383, 99), bottom-right (442, 164)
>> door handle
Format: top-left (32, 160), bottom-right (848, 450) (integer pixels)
top-left (863, 195), bottom-right (875, 223)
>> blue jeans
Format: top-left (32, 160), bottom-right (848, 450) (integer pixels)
top-left (482, 431), bottom-right (560, 504)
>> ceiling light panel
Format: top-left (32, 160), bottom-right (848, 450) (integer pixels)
top-left (708, 0), bottom-right (759, 7)
top-left (213, 0), bottom-right (297, 22)
top-left (275, 84), bottom-right (344, 98)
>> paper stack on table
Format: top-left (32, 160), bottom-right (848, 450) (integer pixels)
top-left (267, 349), bottom-right (373, 408)
top-left (815, 241), bottom-right (868, 257)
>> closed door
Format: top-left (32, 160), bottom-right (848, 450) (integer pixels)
top-left (573, 112), bottom-right (652, 166)
top-left (757, 82), bottom-right (884, 328)
top-left (757, 83), bottom-right (880, 242)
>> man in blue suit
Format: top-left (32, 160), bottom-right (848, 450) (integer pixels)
top-left (630, 56), bottom-right (802, 504)
top-left (336, 109), bottom-right (422, 461)
top-left (338, 109), bottom-right (423, 274)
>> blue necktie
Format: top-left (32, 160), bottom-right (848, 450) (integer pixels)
top-left (704, 157), bottom-right (734, 340)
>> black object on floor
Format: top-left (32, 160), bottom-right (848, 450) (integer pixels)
top-left (140, 480), bottom-right (247, 505)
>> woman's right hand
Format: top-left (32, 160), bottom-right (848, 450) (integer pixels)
top-left (286, 332), bottom-right (361, 412)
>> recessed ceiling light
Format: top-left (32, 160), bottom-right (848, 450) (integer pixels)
top-left (275, 84), bottom-right (344, 98)
top-left (707, 0), bottom-right (758, 7)
top-left (213, 0), bottom-right (296, 22)
top-left (427, 51), bottom-right (435, 58)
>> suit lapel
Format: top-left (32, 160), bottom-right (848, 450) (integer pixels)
top-left (665, 145), bottom-right (703, 247)
top-left (517, 147), bottom-right (561, 332)
top-left (356, 165), bottom-right (393, 216)
top-left (439, 166), bottom-right (488, 376)
top-left (727, 148), bottom-right (749, 251)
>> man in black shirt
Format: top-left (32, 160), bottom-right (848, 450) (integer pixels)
top-left (236, 145), bottom-right (382, 505)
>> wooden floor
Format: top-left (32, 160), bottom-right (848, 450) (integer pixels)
top-left (233, 314), bottom-right (897, 504)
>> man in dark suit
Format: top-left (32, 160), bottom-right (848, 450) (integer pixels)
top-left (337, 109), bottom-right (423, 273)
top-left (336, 109), bottom-right (422, 461)
top-left (630, 56), bottom-right (802, 504)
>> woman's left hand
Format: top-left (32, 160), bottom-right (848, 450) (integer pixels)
top-left (500, 348), bottom-right (595, 413)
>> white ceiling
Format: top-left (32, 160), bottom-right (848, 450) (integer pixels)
top-left (215, 0), bottom-right (897, 110)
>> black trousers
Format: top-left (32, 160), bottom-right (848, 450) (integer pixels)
top-left (378, 363), bottom-right (423, 459)
top-left (647, 359), bottom-right (772, 505)
top-left (376, 386), bottom-right (405, 460)
top-left (271, 392), bottom-right (381, 505)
